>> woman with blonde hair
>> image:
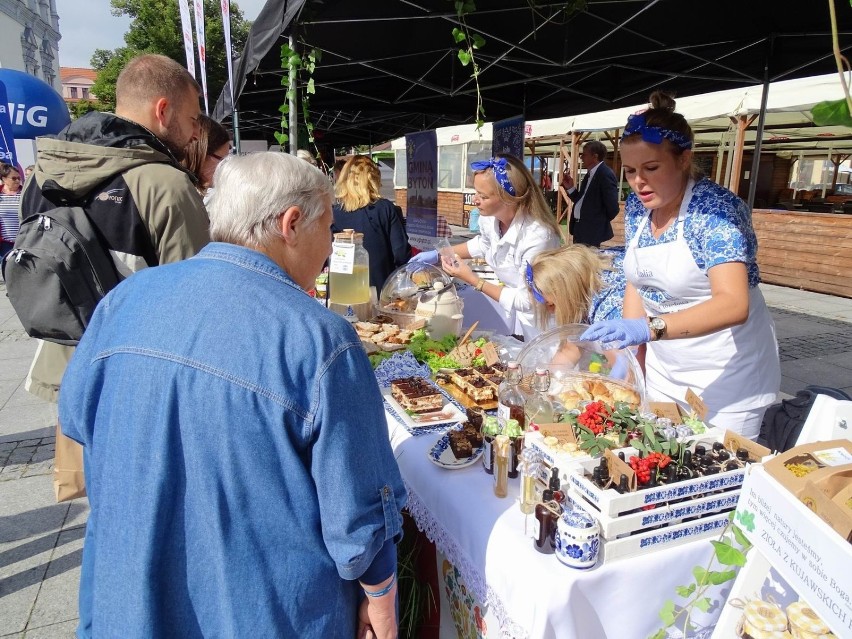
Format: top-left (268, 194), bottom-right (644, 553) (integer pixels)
top-left (417, 154), bottom-right (561, 339)
top-left (333, 154), bottom-right (411, 290)
top-left (527, 245), bottom-right (625, 329)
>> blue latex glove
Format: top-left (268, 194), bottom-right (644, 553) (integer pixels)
top-left (580, 318), bottom-right (651, 349)
top-left (409, 250), bottom-right (438, 265)
top-left (609, 353), bottom-right (629, 380)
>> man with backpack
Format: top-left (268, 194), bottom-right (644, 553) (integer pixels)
top-left (17, 53), bottom-right (210, 404)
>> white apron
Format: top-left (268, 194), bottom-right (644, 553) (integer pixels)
top-left (624, 181), bottom-right (780, 415)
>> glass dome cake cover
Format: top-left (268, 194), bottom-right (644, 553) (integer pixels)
top-left (376, 263), bottom-right (461, 333)
top-left (515, 324), bottom-right (646, 412)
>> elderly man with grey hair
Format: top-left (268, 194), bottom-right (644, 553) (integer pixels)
top-left (59, 152), bottom-right (407, 639)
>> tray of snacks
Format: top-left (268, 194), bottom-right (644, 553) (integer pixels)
top-left (434, 362), bottom-right (508, 410)
top-left (382, 376), bottom-right (466, 428)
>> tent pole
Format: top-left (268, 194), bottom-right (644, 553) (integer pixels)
top-left (747, 35), bottom-right (773, 211)
top-left (232, 107), bottom-right (241, 154)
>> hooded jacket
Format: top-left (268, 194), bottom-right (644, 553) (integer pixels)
top-left (22, 111), bottom-right (210, 402)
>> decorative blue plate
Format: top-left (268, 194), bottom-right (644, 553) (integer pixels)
top-left (427, 427), bottom-right (484, 470)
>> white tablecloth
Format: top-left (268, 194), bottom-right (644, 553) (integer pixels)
top-left (388, 416), bottom-right (725, 639)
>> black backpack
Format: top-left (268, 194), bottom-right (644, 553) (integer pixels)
top-left (757, 385), bottom-right (852, 453)
top-left (2, 206), bottom-right (122, 346)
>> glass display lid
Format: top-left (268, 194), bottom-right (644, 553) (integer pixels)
top-left (376, 263), bottom-right (463, 338)
top-left (514, 324), bottom-right (646, 412)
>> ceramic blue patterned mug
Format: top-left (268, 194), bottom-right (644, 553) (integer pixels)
top-left (554, 508), bottom-right (600, 569)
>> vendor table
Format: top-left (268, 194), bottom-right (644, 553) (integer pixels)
top-left (387, 415), bottom-right (725, 639)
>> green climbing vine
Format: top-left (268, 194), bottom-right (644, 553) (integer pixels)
top-left (648, 512), bottom-right (753, 639)
top-left (451, 1), bottom-right (487, 131)
top-left (811, 0), bottom-right (852, 126)
top-left (275, 43), bottom-right (321, 149)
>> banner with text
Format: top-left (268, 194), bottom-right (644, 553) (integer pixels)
top-left (492, 115), bottom-right (525, 160)
top-left (193, 0), bottom-right (209, 114)
top-left (0, 81), bottom-right (19, 168)
top-left (405, 130), bottom-right (439, 250)
top-left (178, 0), bottom-right (196, 78)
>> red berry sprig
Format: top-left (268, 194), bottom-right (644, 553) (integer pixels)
top-left (576, 401), bottom-right (615, 435)
top-left (628, 452), bottom-right (672, 485)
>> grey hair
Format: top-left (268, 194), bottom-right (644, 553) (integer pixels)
top-left (207, 152), bottom-right (333, 247)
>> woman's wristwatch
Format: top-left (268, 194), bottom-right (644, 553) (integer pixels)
top-left (648, 316), bottom-right (667, 341)
top-left (474, 278), bottom-right (486, 291)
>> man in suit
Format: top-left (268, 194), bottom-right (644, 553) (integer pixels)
top-left (561, 140), bottom-right (619, 247)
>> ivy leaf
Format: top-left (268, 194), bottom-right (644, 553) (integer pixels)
top-left (692, 566), bottom-right (708, 585)
top-left (812, 99), bottom-right (852, 127)
top-left (471, 33), bottom-right (486, 49)
top-left (735, 510), bottom-right (756, 533)
top-left (452, 27), bottom-right (466, 43)
top-left (278, 103), bottom-right (289, 114)
top-left (648, 631), bottom-right (666, 639)
top-left (307, 78), bottom-right (316, 95)
top-left (273, 131), bottom-right (288, 145)
top-left (280, 118), bottom-right (288, 128)
top-left (675, 583), bottom-right (696, 598)
top-left (458, 50), bottom-right (472, 66)
top-left (694, 597), bottom-right (712, 613)
top-left (707, 569), bottom-right (737, 585)
top-left (731, 523), bottom-right (752, 549)
top-left (289, 54), bottom-right (302, 68)
top-left (286, 89), bottom-right (296, 101)
top-left (463, 0), bottom-right (476, 12)
top-left (658, 599), bottom-right (676, 625)
top-left (711, 540), bottom-right (747, 566)
top-left (454, 1), bottom-right (465, 15)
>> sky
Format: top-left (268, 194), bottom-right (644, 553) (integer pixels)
top-left (54, 0), bottom-right (268, 69)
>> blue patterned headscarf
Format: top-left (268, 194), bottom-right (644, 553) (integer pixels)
top-left (470, 157), bottom-right (516, 196)
top-left (622, 113), bottom-right (692, 149)
top-left (525, 262), bottom-right (547, 304)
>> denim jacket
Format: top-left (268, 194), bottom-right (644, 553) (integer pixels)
top-left (59, 242), bottom-right (407, 638)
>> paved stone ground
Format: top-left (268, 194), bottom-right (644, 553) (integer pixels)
top-left (0, 274), bottom-right (850, 638)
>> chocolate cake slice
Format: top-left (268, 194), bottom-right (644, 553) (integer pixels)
top-left (390, 377), bottom-right (443, 413)
top-left (448, 430), bottom-right (473, 459)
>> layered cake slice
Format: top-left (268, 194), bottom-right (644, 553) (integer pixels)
top-left (390, 377), bottom-right (444, 413)
top-left (450, 369), bottom-right (496, 402)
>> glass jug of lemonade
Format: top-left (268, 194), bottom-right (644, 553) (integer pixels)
top-left (329, 230), bottom-right (370, 306)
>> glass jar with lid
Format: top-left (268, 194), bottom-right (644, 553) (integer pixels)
top-left (328, 229), bottom-right (370, 306)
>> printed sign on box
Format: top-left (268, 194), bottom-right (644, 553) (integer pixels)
top-left (735, 467), bottom-right (852, 637)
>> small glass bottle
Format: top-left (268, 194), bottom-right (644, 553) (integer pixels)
top-left (328, 230), bottom-right (370, 306)
top-left (503, 418), bottom-right (524, 479)
top-left (493, 435), bottom-right (510, 498)
top-left (497, 361), bottom-right (526, 431)
top-left (481, 416), bottom-right (501, 475)
top-left (533, 489), bottom-right (557, 554)
top-left (524, 368), bottom-right (554, 431)
top-left (518, 448), bottom-right (540, 514)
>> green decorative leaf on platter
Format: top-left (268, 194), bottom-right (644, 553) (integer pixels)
top-left (706, 569), bottom-right (737, 585)
top-left (658, 599), bottom-right (676, 625)
top-left (694, 597), bottom-right (712, 613)
top-left (675, 583), bottom-right (696, 598)
top-left (692, 565), bottom-right (708, 585)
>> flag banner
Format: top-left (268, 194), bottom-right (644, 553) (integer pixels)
top-left (0, 81), bottom-right (19, 168)
top-left (178, 0), bottom-right (196, 78)
top-left (193, 0), bottom-right (209, 114)
top-left (492, 115), bottom-right (525, 159)
top-left (221, 0), bottom-right (235, 109)
top-left (405, 130), bottom-right (439, 250)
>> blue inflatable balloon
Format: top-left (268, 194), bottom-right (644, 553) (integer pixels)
top-left (0, 68), bottom-right (71, 139)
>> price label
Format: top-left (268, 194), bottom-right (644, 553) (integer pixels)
top-left (684, 388), bottom-right (708, 420)
top-left (481, 342), bottom-right (500, 365)
top-left (648, 401), bottom-right (683, 424)
top-left (329, 243), bottom-right (355, 274)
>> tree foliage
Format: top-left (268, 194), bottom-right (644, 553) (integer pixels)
top-left (90, 0), bottom-right (251, 113)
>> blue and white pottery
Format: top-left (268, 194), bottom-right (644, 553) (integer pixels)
top-left (554, 508), bottom-right (600, 569)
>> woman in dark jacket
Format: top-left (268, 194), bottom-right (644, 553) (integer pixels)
top-left (333, 155), bottom-right (411, 291)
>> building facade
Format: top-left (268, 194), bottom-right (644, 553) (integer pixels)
top-left (0, 0), bottom-right (61, 92)
top-left (60, 66), bottom-right (96, 103)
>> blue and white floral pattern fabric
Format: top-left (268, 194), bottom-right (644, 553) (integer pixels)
top-left (588, 245), bottom-right (626, 323)
top-left (623, 177), bottom-right (760, 288)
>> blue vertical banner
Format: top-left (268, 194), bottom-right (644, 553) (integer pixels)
top-left (405, 130), bottom-right (438, 250)
top-left (0, 81), bottom-right (19, 168)
top-left (492, 114), bottom-right (525, 160)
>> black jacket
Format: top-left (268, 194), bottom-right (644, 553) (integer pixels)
top-left (568, 162), bottom-right (620, 247)
top-left (332, 198), bottom-right (412, 292)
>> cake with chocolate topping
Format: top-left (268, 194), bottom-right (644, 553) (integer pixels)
top-left (448, 430), bottom-right (473, 459)
top-left (390, 377), bottom-right (443, 413)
